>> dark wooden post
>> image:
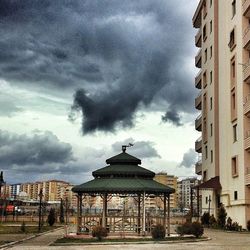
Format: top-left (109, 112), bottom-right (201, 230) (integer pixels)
top-left (76, 194), bottom-right (80, 234)
top-left (163, 194), bottom-right (166, 235)
top-left (197, 187), bottom-right (200, 220)
top-left (167, 194), bottom-right (170, 236)
top-left (79, 194), bottom-right (83, 233)
top-left (190, 187), bottom-right (193, 217)
top-left (102, 193), bottom-right (107, 228)
top-left (137, 194), bottom-right (141, 234)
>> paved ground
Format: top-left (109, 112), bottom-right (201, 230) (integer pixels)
top-left (4, 228), bottom-right (250, 250)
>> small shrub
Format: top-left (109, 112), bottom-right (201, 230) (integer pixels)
top-left (247, 220), bottom-right (250, 231)
top-left (209, 214), bottom-right (217, 226)
top-left (48, 208), bottom-right (56, 226)
top-left (92, 226), bottom-right (108, 241)
top-left (151, 224), bottom-right (165, 240)
top-left (191, 221), bottom-right (204, 238)
top-left (217, 205), bottom-right (227, 229)
top-left (176, 222), bottom-right (204, 238)
top-left (226, 217), bottom-right (232, 230)
top-left (201, 212), bottom-right (210, 225)
top-left (20, 221), bottom-right (26, 233)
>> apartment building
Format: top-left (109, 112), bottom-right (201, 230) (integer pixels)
top-left (177, 178), bottom-right (199, 209)
top-left (193, 0), bottom-right (250, 228)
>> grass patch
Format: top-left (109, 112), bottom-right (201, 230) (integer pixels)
top-left (0, 225), bottom-right (61, 234)
top-left (54, 236), bottom-right (200, 244)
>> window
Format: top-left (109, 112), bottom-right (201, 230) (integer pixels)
top-left (206, 196), bottom-right (208, 204)
top-left (203, 24), bottom-right (207, 41)
top-left (210, 97), bottom-right (213, 110)
top-left (229, 29), bottom-right (236, 50)
top-left (210, 71), bottom-right (213, 84)
top-left (210, 46), bottom-right (213, 58)
top-left (211, 150), bottom-right (213, 163)
top-left (231, 87), bottom-right (237, 121)
top-left (232, 0), bottom-right (236, 18)
top-left (205, 49), bottom-right (207, 63)
top-left (210, 123), bottom-right (213, 136)
top-left (234, 191), bottom-right (238, 200)
top-left (205, 145), bottom-right (208, 159)
top-left (232, 156), bottom-right (238, 177)
top-left (233, 124), bottom-right (237, 142)
top-left (203, 1), bottom-right (207, 18)
top-left (203, 170), bottom-right (207, 182)
top-left (210, 20), bottom-right (212, 33)
top-left (210, 0), bottom-right (212, 7)
top-left (231, 56), bottom-right (236, 86)
top-left (232, 91), bottom-right (236, 109)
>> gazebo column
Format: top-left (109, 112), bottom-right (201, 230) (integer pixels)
top-left (163, 194), bottom-right (166, 235)
top-left (167, 194), bottom-right (170, 236)
top-left (102, 193), bottom-right (107, 228)
top-left (142, 191), bottom-right (146, 234)
top-left (137, 194), bottom-right (141, 234)
top-left (77, 193), bottom-right (82, 234)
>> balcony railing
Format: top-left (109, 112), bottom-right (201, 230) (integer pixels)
top-left (243, 25), bottom-right (250, 49)
top-left (244, 94), bottom-right (250, 117)
top-left (195, 29), bottom-right (202, 47)
top-left (195, 136), bottom-right (202, 153)
top-left (244, 130), bottom-right (250, 150)
top-left (243, 61), bottom-right (250, 83)
top-left (195, 49), bottom-right (202, 68)
top-left (195, 113), bottom-right (202, 131)
top-left (195, 91), bottom-right (202, 110)
top-left (195, 70), bottom-right (202, 89)
top-left (195, 160), bottom-right (202, 175)
top-left (245, 167), bottom-right (250, 186)
top-left (243, 0), bottom-right (250, 17)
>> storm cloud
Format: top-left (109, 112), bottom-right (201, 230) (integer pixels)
top-left (162, 110), bottom-right (183, 126)
top-left (0, 130), bottom-right (74, 166)
top-left (179, 148), bottom-right (197, 168)
top-left (0, 0), bottom-right (197, 133)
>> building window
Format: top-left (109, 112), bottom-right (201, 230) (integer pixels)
top-left (203, 24), bottom-right (207, 41)
top-left (203, 170), bottom-right (207, 182)
top-left (232, 0), bottom-right (236, 18)
top-left (211, 150), bottom-right (213, 163)
top-left (231, 87), bottom-right (237, 121)
top-left (210, 71), bottom-right (213, 84)
top-left (210, 97), bottom-right (213, 110)
top-left (229, 28), bottom-right (236, 50)
top-left (206, 196), bottom-right (208, 204)
top-left (205, 145), bottom-right (208, 159)
top-left (232, 156), bottom-right (238, 177)
top-left (233, 124), bottom-right (237, 142)
top-left (210, 0), bottom-right (212, 7)
top-left (210, 46), bottom-right (213, 58)
top-left (210, 123), bottom-right (213, 136)
top-left (210, 20), bottom-right (212, 33)
top-left (203, 71), bottom-right (207, 87)
top-left (234, 191), bottom-right (238, 200)
top-left (203, 1), bottom-right (207, 18)
top-left (205, 49), bottom-right (207, 63)
top-left (231, 56), bottom-right (236, 86)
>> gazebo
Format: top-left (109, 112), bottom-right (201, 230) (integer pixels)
top-left (72, 146), bottom-right (175, 236)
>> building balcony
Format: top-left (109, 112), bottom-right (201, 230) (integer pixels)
top-left (195, 70), bottom-right (202, 89)
top-left (243, 62), bottom-right (250, 83)
top-left (243, 0), bottom-right (250, 18)
top-left (246, 167), bottom-right (250, 186)
top-left (195, 29), bottom-right (202, 47)
top-left (195, 91), bottom-right (202, 110)
top-left (195, 136), bottom-right (202, 153)
top-left (244, 130), bottom-right (250, 151)
top-left (243, 26), bottom-right (250, 49)
top-left (192, 0), bottom-right (204, 28)
top-left (195, 114), bottom-right (202, 131)
top-left (195, 49), bottom-right (202, 68)
top-left (195, 160), bottom-right (202, 175)
top-left (244, 94), bottom-right (250, 117)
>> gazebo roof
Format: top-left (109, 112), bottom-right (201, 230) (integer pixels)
top-left (72, 146), bottom-right (175, 195)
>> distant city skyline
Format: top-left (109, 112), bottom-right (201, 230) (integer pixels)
top-left (0, 0), bottom-right (200, 184)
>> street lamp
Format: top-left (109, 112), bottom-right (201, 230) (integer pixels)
top-left (38, 189), bottom-right (43, 232)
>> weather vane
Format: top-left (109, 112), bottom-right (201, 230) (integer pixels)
top-left (122, 143), bottom-right (134, 152)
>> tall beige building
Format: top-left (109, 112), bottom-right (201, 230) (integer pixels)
top-left (193, 0), bottom-right (250, 228)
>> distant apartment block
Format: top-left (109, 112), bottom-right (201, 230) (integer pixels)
top-left (193, 0), bottom-right (250, 228)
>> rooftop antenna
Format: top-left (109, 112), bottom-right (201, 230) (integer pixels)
top-left (122, 143), bottom-right (134, 152)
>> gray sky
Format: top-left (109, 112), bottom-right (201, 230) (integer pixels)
top-left (0, 0), bottom-right (200, 184)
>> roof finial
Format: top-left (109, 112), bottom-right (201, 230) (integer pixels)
top-left (122, 143), bottom-right (134, 152)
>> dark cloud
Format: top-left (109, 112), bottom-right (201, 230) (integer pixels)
top-left (0, 130), bottom-right (74, 166)
top-left (179, 148), bottom-right (197, 168)
top-left (162, 110), bottom-right (183, 127)
top-left (112, 138), bottom-right (160, 159)
top-left (0, 0), bottom-right (197, 133)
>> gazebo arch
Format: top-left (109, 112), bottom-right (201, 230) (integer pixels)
top-left (72, 146), bottom-right (175, 236)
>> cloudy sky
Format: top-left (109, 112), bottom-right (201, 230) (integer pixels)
top-left (0, 0), bottom-right (200, 185)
